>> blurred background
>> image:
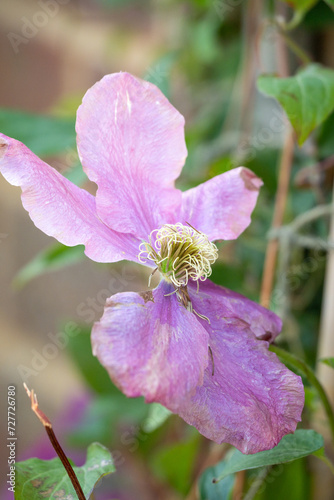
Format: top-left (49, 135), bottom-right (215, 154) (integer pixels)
top-left (1, 0), bottom-right (334, 499)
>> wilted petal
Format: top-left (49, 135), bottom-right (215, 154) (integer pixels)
top-left (180, 167), bottom-right (263, 241)
top-left (174, 281), bottom-right (304, 454)
top-left (191, 279), bottom-right (282, 342)
top-left (76, 72), bottom-right (187, 238)
top-left (0, 134), bottom-right (141, 263)
top-left (91, 280), bottom-right (209, 410)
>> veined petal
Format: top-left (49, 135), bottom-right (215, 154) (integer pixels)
top-left (0, 134), bottom-right (141, 264)
top-left (174, 281), bottom-right (304, 454)
top-left (180, 167), bottom-right (263, 241)
top-left (76, 72), bottom-right (187, 238)
top-left (91, 280), bottom-right (209, 410)
top-left (191, 279), bottom-right (282, 342)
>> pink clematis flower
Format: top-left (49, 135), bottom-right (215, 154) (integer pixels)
top-left (0, 72), bottom-right (304, 454)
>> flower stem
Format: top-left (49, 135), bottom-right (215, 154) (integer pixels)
top-left (269, 346), bottom-right (334, 443)
top-left (280, 31), bottom-right (311, 65)
top-left (24, 384), bottom-right (86, 500)
top-left (316, 454), bottom-right (334, 476)
top-left (260, 131), bottom-right (294, 308)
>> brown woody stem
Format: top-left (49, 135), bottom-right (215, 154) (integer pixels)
top-left (260, 131), bottom-right (294, 308)
top-left (23, 383), bottom-right (86, 500)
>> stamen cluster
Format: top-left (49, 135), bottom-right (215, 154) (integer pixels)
top-left (139, 223), bottom-right (218, 288)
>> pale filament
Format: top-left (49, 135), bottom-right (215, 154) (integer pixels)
top-left (138, 222), bottom-right (218, 288)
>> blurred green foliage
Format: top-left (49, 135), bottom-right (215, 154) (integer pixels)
top-left (0, 109), bottom-right (75, 156)
top-left (15, 443), bottom-right (115, 500)
top-left (4, 0), bottom-right (334, 497)
top-left (13, 244), bottom-right (85, 289)
top-left (211, 430), bottom-right (324, 482)
top-left (150, 433), bottom-right (201, 495)
top-left (258, 65), bottom-right (334, 145)
top-left (253, 459), bottom-right (310, 500)
top-left (199, 455), bottom-right (235, 500)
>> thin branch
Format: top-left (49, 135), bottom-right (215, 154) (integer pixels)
top-left (295, 155), bottom-right (334, 189)
top-left (243, 467), bottom-right (270, 500)
top-left (259, 0), bottom-right (296, 310)
top-left (185, 444), bottom-right (229, 500)
top-left (267, 204), bottom-right (334, 251)
top-left (23, 383), bottom-right (86, 500)
top-left (279, 31), bottom-right (311, 64)
top-left (287, 235), bottom-right (334, 251)
top-left (287, 204), bottom-right (334, 232)
top-left (260, 130), bottom-right (294, 308)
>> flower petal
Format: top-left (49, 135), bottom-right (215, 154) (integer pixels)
top-left (0, 134), bottom-right (141, 263)
top-left (91, 280), bottom-right (209, 410)
top-left (76, 72), bottom-right (187, 238)
top-left (174, 281), bottom-right (304, 454)
top-left (180, 167), bottom-right (263, 241)
top-left (191, 279), bottom-right (282, 342)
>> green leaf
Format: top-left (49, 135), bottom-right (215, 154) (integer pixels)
top-left (257, 64), bottom-right (334, 145)
top-left (282, 0), bottom-right (318, 14)
top-left (66, 329), bottom-right (148, 445)
top-left (0, 109), bottom-right (75, 157)
top-left (142, 403), bottom-right (172, 433)
top-left (324, 0), bottom-right (334, 9)
top-left (15, 442), bottom-right (115, 500)
top-left (144, 52), bottom-right (176, 99)
top-left (64, 161), bottom-right (88, 186)
top-left (286, 0), bottom-right (318, 10)
top-left (151, 435), bottom-right (200, 495)
top-left (14, 243), bottom-right (85, 288)
top-left (214, 430), bottom-right (324, 483)
top-left (68, 393), bottom-right (148, 447)
top-left (320, 357), bottom-right (334, 369)
top-left (253, 459), bottom-right (310, 500)
top-left (67, 328), bottom-right (121, 395)
top-left (304, 2), bottom-right (334, 28)
top-left (199, 456), bottom-right (235, 500)
top-left (317, 110), bottom-right (334, 157)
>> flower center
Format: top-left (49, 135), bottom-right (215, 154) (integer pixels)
top-left (138, 222), bottom-right (218, 288)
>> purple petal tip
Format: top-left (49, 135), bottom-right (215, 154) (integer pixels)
top-left (240, 167), bottom-right (263, 191)
top-left (0, 137), bottom-right (8, 159)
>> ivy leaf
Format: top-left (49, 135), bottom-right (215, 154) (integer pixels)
top-left (15, 442), bottom-right (115, 500)
top-left (199, 455), bottom-right (235, 500)
top-left (320, 357), bottom-right (334, 369)
top-left (213, 430), bottom-right (323, 483)
top-left (257, 64), bottom-right (334, 145)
